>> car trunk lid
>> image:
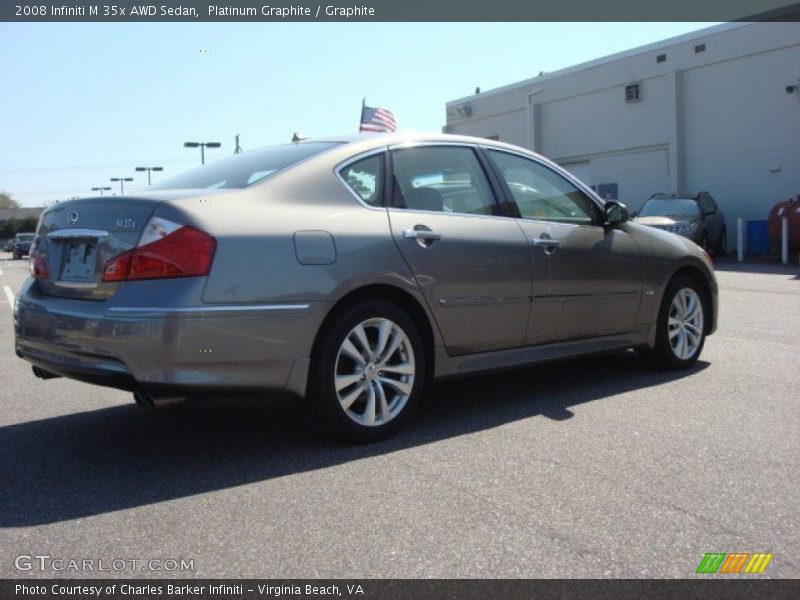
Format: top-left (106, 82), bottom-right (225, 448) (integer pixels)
top-left (35, 195), bottom-right (166, 300)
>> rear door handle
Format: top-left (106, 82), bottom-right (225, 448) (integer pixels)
top-left (403, 229), bottom-right (443, 241)
top-left (532, 239), bottom-right (560, 248)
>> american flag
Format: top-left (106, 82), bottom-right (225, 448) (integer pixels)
top-left (359, 105), bottom-right (396, 133)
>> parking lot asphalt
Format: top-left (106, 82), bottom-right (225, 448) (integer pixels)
top-left (0, 252), bottom-right (798, 578)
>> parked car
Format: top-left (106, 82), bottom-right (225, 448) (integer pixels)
top-left (11, 232), bottom-right (35, 260)
top-left (14, 133), bottom-right (717, 441)
top-left (633, 192), bottom-right (727, 254)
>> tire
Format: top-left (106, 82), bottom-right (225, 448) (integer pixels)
top-left (308, 300), bottom-right (426, 442)
top-left (644, 275), bottom-right (708, 370)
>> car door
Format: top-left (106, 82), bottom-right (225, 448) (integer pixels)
top-left (483, 148), bottom-right (643, 345)
top-left (386, 144), bottom-right (532, 356)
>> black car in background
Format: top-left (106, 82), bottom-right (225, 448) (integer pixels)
top-left (11, 232), bottom-right (35, 260)
top-left (633, 192), bottom-right (727, 254)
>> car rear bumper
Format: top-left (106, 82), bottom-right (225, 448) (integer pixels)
top-left (14, 278), bottom-right (327, 399)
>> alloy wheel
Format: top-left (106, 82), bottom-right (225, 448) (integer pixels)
top-left (334, 318), bottom-right (416, 427)
top-left (668, 288), bottom-right (704, 360)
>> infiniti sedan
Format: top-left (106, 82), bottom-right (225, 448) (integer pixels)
top-left (634, 192), bottom-right (727, 254)
top-left (14, 133), bottom-right (717, 441)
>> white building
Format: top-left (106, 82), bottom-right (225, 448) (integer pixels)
top-left (444, 22), bottom-right (800, 248)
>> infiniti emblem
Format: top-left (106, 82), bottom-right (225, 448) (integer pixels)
top-left (66, 211), bottom-right (79, 225)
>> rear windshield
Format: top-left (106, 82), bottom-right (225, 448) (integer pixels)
top-left (150, 142), bottom-right (342, 190)
top-left (639, 198), bottom-right (700, 218)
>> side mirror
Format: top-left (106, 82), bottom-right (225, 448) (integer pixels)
top-left (604, 201), bottom-right (630, 227)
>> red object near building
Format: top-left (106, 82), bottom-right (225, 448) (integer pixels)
top-left (767, 198), bottom-right (800, 254)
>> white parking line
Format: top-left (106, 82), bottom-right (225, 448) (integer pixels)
top-left (3, 285), bottom-right (14, 308)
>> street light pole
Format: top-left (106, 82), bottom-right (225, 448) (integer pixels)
top-left (110, 177), bottom-right (134, 195)
top-left (184, 141), bottom-right (221, 164)
top-left (135, 166), bottom-right (163, 185)
top-left (91, 186), bottom-right (112, 197)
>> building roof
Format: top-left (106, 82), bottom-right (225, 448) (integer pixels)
top-left (446, 22), bottom-right (748, 106)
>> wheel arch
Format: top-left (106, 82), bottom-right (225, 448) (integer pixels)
top-left (665, 264), bottom-right (715, 334)
top-left (311, 284), bottom-right (437, 383)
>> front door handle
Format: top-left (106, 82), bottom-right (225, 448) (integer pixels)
top-left (403, 229), bottom-right (443, 241)
top-left (532, 238), bottom-right (560, 249)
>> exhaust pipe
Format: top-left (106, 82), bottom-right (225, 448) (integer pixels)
top-left (133, 391), bottom-right (185, 409)
top-left (32, 366), bottom-right (61, 380)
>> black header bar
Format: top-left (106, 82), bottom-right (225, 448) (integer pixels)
top-left (3, 0), bottom-right (800, 22)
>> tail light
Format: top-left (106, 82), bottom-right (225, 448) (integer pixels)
top-left (102, 217), bottom-right (216, 282)
top-left (30, 239), bottom-right (50, 279)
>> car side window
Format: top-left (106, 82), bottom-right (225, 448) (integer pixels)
top-left (339, 154), bottom-right (384, 206)
top-left (487, 150), bottom-right (601, 225)
top-left (390, 146), bottom-right (499, 216)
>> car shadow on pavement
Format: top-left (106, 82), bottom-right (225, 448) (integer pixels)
top-left (0, 352), bottom-right (708, 526)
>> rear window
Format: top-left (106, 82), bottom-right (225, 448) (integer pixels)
top-left (150, 142), bottom-right (342, 190)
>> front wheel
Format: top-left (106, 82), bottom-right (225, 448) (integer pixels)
top-left (644, 275), bottom-right (708, 370)
top-left (308, 300), bottom-right (426, 442)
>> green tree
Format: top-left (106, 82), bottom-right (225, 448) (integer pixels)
top-left (0, 191), bottom-right (20, 209)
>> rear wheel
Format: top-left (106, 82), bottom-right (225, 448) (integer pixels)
top-left (644, 275), bottom-right (708, 370)
top-left (308, 300), bottom-right (425, 442)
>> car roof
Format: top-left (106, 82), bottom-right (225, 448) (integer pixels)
top-left (296, 132), bottom-right (535, 156)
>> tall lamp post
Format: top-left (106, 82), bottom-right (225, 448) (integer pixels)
top-left (91, 186), bottom-right (112, 197)
top-left (110, 177), bottom-right (133, 195)
top-left (135, 166), bottom-right (163, 185)
top-left (184, 141), bottom-right (221, 164)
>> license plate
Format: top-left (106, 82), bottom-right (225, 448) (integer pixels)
top-left (60, 242), bottom-right (98, 282)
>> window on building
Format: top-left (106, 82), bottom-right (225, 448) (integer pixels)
top-left (656, 54), bottom-right (667, 63)
top-left (694, 43), bottom-right (706, 53)
top-left (625, 84), bottom-right (640, 103)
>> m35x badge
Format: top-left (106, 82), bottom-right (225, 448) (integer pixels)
top-left (115, 218), bottom-right (137, 229)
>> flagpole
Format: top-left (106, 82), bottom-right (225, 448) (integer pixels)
top-left (359, 97), bottom-right (365, 133)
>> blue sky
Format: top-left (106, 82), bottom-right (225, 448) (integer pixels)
top-left (0, 22), bottom-right (716, 206)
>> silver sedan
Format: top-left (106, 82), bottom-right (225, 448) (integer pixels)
top-left (15, 133), bottom-right (717, 441)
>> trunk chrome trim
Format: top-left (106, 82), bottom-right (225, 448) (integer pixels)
top-left (51, 281), bottom-right (99, 289)
top-left (48, 229), bottom-right (109, 240)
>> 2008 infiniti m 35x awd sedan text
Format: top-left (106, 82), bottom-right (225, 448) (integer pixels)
top-left (14, 133), bottom-right (717, 441)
